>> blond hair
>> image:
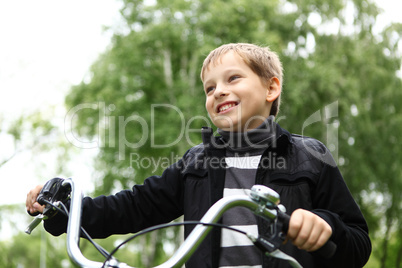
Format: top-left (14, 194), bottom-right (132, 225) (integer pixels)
top-left (200, 43), bottom-right (283, 117)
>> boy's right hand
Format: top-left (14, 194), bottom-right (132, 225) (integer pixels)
top-left (287, 209), bottom-right (332, 253)
top-left (26, 185), bottom-right (45, 215)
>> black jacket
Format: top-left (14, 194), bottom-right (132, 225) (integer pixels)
top-left (45, 123), bottom-right (371, 267)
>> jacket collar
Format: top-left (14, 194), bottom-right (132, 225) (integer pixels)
top-left (274, 121), bottom-right (293, 145)
top-left (202, 118), bottom-right (293, 150)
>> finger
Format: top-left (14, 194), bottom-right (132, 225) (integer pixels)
top-left (287, 210), bottom-right (304, 240)
top-left (33, 202), bottom-right (45, 213)
top-left (301, 223), bottom-right (322, 251)
top-left (26, 194), bottom-right (31, 211)
top-left (26, 191), bottom-right (35, 212)
top-left (309, 224), bottom-right (332, 252)
top-left (293, 218), bottom-right (314, 250)
top-left (26, 185), bottom-right (43, 213)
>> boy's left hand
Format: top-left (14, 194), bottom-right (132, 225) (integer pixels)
top-left (287, 209), bottom-right (332, 252)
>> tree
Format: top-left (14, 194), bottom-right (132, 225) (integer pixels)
top-left (64, 0), bottom-right (402, 266)
top-left (0, 108), bottom-right (79, 176)
top-left (0, 109), bottom-right (97, 266)
top-left (0, 111), bottom-right (52, 168)
top-left (0, 204), bottom-right (70, 268)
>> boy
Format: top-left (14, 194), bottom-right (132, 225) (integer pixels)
top-left (27, 43), bottom-right (371, 267)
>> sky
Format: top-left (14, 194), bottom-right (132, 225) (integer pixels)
top-left (0, 0), bottom-right (123, 206)
top-left (0, 0), bottom-right (401, 207)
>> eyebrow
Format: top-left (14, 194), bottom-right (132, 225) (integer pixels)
top-left (203, 67), bottom-right (245, 85)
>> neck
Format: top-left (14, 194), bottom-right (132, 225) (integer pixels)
top-left (218, 116), bottom-right (275, 150)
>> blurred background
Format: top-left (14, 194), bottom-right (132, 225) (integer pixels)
top-left (0, 0), bottom-right (401, 267)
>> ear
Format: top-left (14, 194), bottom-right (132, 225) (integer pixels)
top-left (266, 77), bottom-right (281, 102)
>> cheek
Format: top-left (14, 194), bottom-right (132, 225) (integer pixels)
top-left (205, 98), bottom-right (213, 113)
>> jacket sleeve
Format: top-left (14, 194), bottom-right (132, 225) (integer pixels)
top-left (44, 157), bottom-right (186, 238)
top-left (311, 163), bottom-right (372, 268)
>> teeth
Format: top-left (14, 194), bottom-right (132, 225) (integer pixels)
top-left (219, 103), bottom-right (236, 112)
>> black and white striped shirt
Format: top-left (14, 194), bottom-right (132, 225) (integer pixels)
top-left (218, 118), bottom-right (275, 268)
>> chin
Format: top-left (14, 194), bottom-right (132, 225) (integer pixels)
top-left (218, 125), bottom-right (242, 132)
top-left (211, 116), bottom-right (242, 131)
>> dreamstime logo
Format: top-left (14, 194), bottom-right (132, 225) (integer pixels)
top-left (64, 101), bottom-right (340, 166)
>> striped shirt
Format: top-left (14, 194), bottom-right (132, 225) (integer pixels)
top-left (217, 117), bottom-right (275, 268)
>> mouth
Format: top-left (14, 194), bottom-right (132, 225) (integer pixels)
top-left (216, 101), bottom-right (239, 113)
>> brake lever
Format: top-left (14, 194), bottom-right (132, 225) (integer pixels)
top-left (269, 249), bottom-right (303, 268)
top-left (25, 200), bottom-right (64, 235)
top-left (248, 185), bottom-right (303, 267)
top-left (247, 208), bottom-right (301, 266)
top-left (249, 185), bottom-right (337, 266)
top-left (25, 178), bottom-right (70, 235)
top-left (25, 214), bottom-right (46, 234)
top-left (37, 177), bottom-right (70, 218)
top-left (247, 231), bottom-right (302, 268)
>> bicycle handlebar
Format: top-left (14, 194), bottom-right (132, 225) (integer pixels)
top-left (64, 178), bottom-right (106, 268)
top-left (65, 178), bottom-right (285, 268)
top-left (155, 194), bottom-right (279, 267)
top-left (26, 178), bottom-right (337, 268)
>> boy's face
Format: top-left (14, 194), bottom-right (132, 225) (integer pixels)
top-left (203, 51), bottom-right (280, 132)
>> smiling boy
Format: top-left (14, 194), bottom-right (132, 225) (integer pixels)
top-left (27, 43), bottom-right (371, 267)
top-left (203, 50), bottom-right (281, 132)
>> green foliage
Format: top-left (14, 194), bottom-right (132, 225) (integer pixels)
top-left (0, 204), bottom-right (70, 268)
top-left (0, 231), bottom-right (70, 268)
top-left (0, 108), bottom-right (74, 174)
top-left (0, 204), bottom-right (180, 267)
top-left (78, 228), bottom-right (180, 267)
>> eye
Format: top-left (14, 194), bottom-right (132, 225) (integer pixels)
top-left (205, 86), bottom-right (215, 94)
top-left (228, 75), bottom-right (240, 82)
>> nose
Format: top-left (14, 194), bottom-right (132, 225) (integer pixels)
top-left (214, 84), bottom-right (229, 99)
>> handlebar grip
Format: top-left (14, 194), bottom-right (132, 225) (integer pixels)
top-left (278, 211), bottom-right (337, 259)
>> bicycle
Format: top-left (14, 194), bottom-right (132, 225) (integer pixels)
top-left (26, 178), bottom-right (336, 268)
